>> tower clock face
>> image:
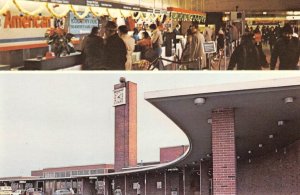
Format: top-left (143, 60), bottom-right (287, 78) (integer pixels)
top-left (113, 87), bottom-right (126, 106)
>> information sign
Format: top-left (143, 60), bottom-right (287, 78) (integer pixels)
top-left (24, 0), bottom-right (86, 5)
top-left (48, 0), bottom-right (70, 4)
top-left (24, 0), bottom-right (154, 12)
top-left (202, 41), bottom-right (217, 54)
top-left (69, 12), bottom-right (98, 34)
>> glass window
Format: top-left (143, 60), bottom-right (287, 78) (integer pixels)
top-left (72, 171), bottom-right (78, 176)
top-left (66, 171), bottom-right (71, 177)
top-left (90, 170), bottom-right (97, 174)
top-left (96, 169), bottom-right (104, 174)
top-left (78, 170), bottom-right (84, 175)
top-left (60, 172), bottom-right (66, 177)
top-left (83, 170), bottom-right (89, 175)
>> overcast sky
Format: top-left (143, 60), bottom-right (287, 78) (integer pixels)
top-left (1, 72), bottom-right (300, 177)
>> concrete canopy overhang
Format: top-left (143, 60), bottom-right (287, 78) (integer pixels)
top-left (145, 77), bottom-right (300, 166)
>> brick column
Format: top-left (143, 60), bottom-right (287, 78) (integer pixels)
top-left (114, 81), bottom-right (137, 172)
top-left (211, 108), bottom-right (237, 195)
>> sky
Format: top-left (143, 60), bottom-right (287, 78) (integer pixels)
top-left (1, 71), bottom-right (300, 177)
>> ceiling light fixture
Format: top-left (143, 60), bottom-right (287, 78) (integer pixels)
top-left (286, 11), bottom-right (300, 15)
top-left (258, 144), bottom-right (263, 148)
top-left (194, 97), bottom-right (206, 105)
top-left (269, 134), bottom-right (274, 139)
top-left (248, 150), bottom-right (252, 154)
top-left (207, 118), bottom-right (212, 124)
top-left (284, 97), bottom-right (294, 104)
top-left (277, 120), bottom-right (285, 126)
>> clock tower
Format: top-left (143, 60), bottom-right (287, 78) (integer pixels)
top-left (113, 78), bottom-right (137, 172)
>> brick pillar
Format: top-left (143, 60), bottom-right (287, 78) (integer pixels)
top-left (211, 108), bottom-right (237, 195)
top-left (114, 81), bottom-right (137, 172)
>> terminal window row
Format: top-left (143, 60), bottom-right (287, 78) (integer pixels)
top-left (43, 169), bottom-right (105, 178)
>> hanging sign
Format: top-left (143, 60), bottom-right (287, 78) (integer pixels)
top-left (69, 0), bottom-right (86, 5)
top-left (154, 9), bottom-right (161, 14)
top-left (86, 0), bottom-right (101, 7)
top-left (23, 0), bottom-right (154, 13)
top-left (24, 0), bottom-right (86, 5)
top-left (48, 0), bottom-right (70, 4)
top-left (86, 1), bottom-right (141, 11)
top-left (69, 12), bottom-right (98, 34)
top-left (25, 0), bottom-right (71, 4)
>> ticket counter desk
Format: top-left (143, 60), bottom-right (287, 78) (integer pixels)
top-left (0, 65), bottom-right (10, 70)
top-left (161, 43), bottom-right (183, 67)
top-left (132, 43), bottom-right (183, 70)
top-left (23, 52), bottom-right (82, 70)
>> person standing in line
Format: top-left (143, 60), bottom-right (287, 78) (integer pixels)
top-left (149, 23), bottom-right (163, 57)
top-left (228, 33), bottom-right (266, 70)
top-left (190, 22), bottom-right (206, 69)
top-left (136, 31), bottom-right (153, 60)
top-left (81, 27), bottom-right (104, 70)
top-left (173, 24), bottom-right (181, 35)
top-left (203, 24), bottom-right (213, 42)
top-left (137, 31), bottom-right (152, 49)
top-left (229, 23), bottom-right (239, 49)
top-left (118, 25), bottom-right (135, 70)
top-left (268, 26), bottom-right (277, 53)
top-left (270, 23), bottom-right (300, 70)
top-left (132, 28), bottom-right (140, 43)
top-left (181, 28), bottom-right (193, 69)
top-left (103, 21), bottom-right (127, 70)
top-left (216, 28), bottom-right (225, 58)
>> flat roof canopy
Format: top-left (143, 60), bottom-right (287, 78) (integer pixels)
top-left (145, 77), bottom-right (300, 165)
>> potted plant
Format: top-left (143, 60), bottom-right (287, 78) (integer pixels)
top-left (45, 28), bottom-right (75, 57)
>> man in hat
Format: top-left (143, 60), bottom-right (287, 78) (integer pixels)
top-left (103, 21), bottom-right (127, 70)
top-left (190, 22), bottom-right (205, 69)
top-left (270, 23), bottom-right (300, 70)
top-left (81, 27), bottom-right (104, 70)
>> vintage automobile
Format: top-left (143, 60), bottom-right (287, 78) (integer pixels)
top-left (25, 188), bottom-right (43, 195)
top-left (0, 186), bottom-right (12, 195)
top-left (12, 189), bottom-right (26, 195)
top-left (53, 189), bottom-right (73, 195)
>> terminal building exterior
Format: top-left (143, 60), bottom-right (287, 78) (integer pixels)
top-left (1, 77), bottom-right (300, 195)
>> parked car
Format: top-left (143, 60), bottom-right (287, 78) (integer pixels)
top-left (25, 188), bottom-right (43, 195)
top-left (0, 186), bottom-right (12, 195)
top-left (12, 189), bottom-right (26, 195)
top-left (53, 189), bottom-right (72, 195)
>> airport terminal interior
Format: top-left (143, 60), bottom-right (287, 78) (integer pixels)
top-left (0, 0), bottom-right (300, 195)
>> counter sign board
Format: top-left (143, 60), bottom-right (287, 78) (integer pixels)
top-left (69, 12), bottom-right (98, 34)
top-left (203, 41), bottom-right (217, 54)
